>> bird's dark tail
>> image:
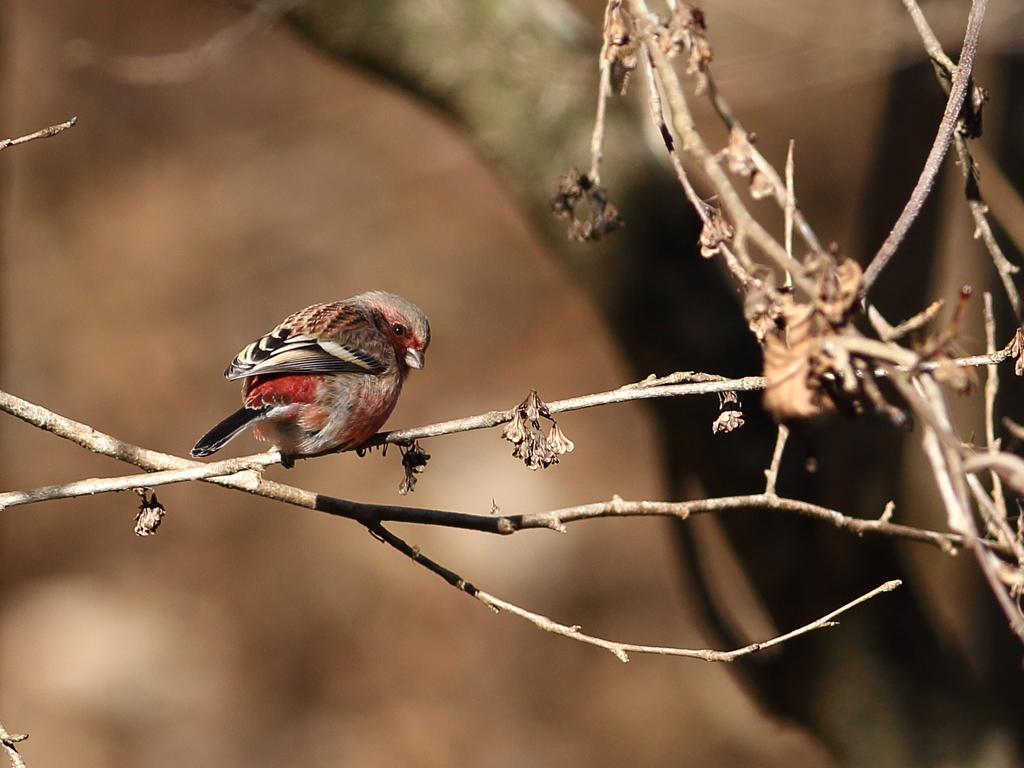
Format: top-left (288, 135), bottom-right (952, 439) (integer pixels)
top-left (191, 406), bottom-right (271, 457)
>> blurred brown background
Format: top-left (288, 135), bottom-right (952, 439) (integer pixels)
top-left (0, 1), bottom-right (1022, 766)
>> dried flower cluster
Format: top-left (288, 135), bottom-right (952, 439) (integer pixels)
top-left (549, 168), bottom-right (623, 242)
top-left (398, 441), bottom-right (430, 495)
top-left (723, 128), bottom-right (773, 201)
top-left (502, 390), bottom-right (575, 470)
top-left (656, 3), bottom-right (711, 79)
top-left (134, 488), bottom-right (166, 536)
top-left (712, 390), bottom-right (744, 434)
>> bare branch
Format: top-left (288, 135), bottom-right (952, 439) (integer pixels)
top-left (625, 0), bottom-right (811, 291)
top-left (862, 0), bottom-right (989, 293)
top-left (983, 293), bottom-right (1008, 519)
top-left (375, 374), bottom-right (768, 446)
top-left (372, 515), bottom-right (903, 663)
top-left (784, 139), bottom-right (795, 287)
top-left (477, 580), bottom-right (901, 662)
top-left (0, 452), bottom-right (280, 510)
top-left (973, 143), bottom-right (1024, 270)
top-left (867, 298), bottom-right (945, 342)
top-left (764, 425), bottom-right (789, 496)
top-left (703, 72), bottom-right (823, 255)
top-left (0, 118), bottom-right (77, 151)
top-left (0, 384), bottom-right (984, 558)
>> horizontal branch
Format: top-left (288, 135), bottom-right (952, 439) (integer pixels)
top-left (0, 452), bottom-right (281, 509)
top-left (375, 374), bottom-right (768, 445)
top-left (510, 494), bottom-right (970, 552)
top-left (0, 377), bottom-right (997, 555)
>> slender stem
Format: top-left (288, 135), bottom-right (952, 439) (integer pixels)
top-left (764, 425), bottom-right (789, 496)
top-left (0, 118), bottom-right (76, 151)
top-left (983, 293), bottom-right (1007, 519)
top-left (862, 0), bottom-right (989, 293)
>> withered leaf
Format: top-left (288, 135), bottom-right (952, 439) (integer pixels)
top-left (1009, 327), bottom-right (1024, 376)
top-left (699, 209), bottom-right (734, 258)
top-left (603, 0), bottom-right (638, 94)
top-left (712, 410), bottom-right (744, 434)
top-left (134, 489), bottom-right (166, 536)
top-left (725, 127), bottom-right (757, 178)
top-left (749, 169), bottom-right (774, 200)
top-left (761, 296), bottom-right (831, 421)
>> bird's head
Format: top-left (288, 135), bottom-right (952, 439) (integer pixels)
top-left (366, 291), bottom-right (431, 370)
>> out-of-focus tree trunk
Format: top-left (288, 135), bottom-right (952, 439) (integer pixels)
top-left (260, 1), bottom-right (1024, 765)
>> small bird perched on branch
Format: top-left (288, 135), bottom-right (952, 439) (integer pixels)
top-left (191, 291), bottom-right (430, 466)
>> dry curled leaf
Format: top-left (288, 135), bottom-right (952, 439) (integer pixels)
top-left (811, 251), bottom-right (862, 325)
top-left (958, 81), bottom-right (988, 140)
top-left (502, 390), bottom-right (574, 470)
top-left (699, 208), bottom-right (734, 258)
top-left (1009, 327), bottom-right (1024, 376)
top-left (547, 422), bottom-right (575, 455)
top-left (743, 276), bottom-right (782, 344)
top-left (749, 169), bottom-right (774, 200)
top-left (134, 488), bottom-right (166, 536)
top-left (659, 4), bottom-right (712, 75)
top-left (712, 410), bottom-right (744, 433)
top-left (724, 127), bottom-right (757, 178)
top-left (713, 390), bottom-right (744, 433)
top-left (761, 295), bottom-right (828, 421)
top-left (758, 253), bottom-right (884, 423)
top-left (603, 0), bottom-right (637, 94)
top-left (549, 168), bottom-right (623, 242)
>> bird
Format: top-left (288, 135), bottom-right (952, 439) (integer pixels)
top-left (191, 291), bottom-right (429, 466)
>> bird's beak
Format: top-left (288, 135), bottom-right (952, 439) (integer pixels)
top-left (405, 348), bottom-right (425, 370)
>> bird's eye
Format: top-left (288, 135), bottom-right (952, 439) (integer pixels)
top-left (392, 323), bottom-right (407, 337)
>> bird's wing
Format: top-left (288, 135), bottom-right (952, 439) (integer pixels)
top-left (224, 327), bottom-right (388, 379)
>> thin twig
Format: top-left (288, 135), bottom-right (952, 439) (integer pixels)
top-left (902, 0), bottom-right (1024, 318)
top-left (0, 118), bottom-right (77, 151)
top-left (764, 425), bottom-right (789, 496)
top-left (967, 475), bottom-right (1024, 562)
top-left (477, 580), bottom-right (901, 662)
top-left (703, 72), bottom-right (823, 255)
top-left (626, 0), bottom-right (811, 292)
top-left (372, 517), bottom-right (902, 662)
top-left (641, 48), bottom-right (710, 223)
top-left (0, 452), bottom-right (280, 510)
top-left (867, 298), bottom-right (945, 342)
top-left (862, 0), bottom-right (989, 293)
top-left (893, 371), bottom-right (1024, 641)
top-left (589, 2), bottom-right (616, 185)
top-left (784, 139), bottom-right (795, 288)
top-left (973, 142), bottom-right (1024, 270)
top-left (514, 493), bottom-right (974, 554)
top-left (983, 292), bottom-right (1007, 519)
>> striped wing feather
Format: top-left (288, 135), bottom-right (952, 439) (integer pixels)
top-left (225, 327), bottom-right (387, 380)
